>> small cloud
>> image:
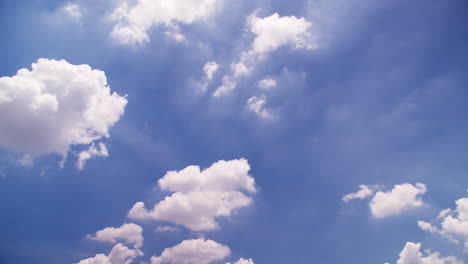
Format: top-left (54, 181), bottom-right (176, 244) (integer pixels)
top-left (257, 78), bottom-right (277, 90)
top-left (76, 143), bottom-right (109, 170)
top-left (62, 3), bottom-right (82, 20)
top-left (246, 95), bottom-right (273, 119)
top-left (155, 226), bottom-right (179, 233)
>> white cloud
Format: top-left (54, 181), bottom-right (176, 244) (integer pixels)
top-left (109, 0), bottom-right (221, 45)
top-left (0, 58), bottom-right (127, 166)
top-left (257, 78), bottom-right (277, 90)
top-left (395, 242), bottom-right (462, 264)
top-left (128, 158), bottom-right (256, 231)
top-left (155, 226), bottom-right (180, 232)
top-left (62, 3), bottom-right (82, 20)
top-left (88, 223), bottom-right (143, 249)
top-left (213, 13), bottom-right (317, 97)
top-left (151, 239), bottom-right (230, 264)
top-left (246, 96), bottom-right (273, 119)
top-left (342, 184), bottom-right (377, 202)
top-left (227, 258), bottom-right (255, 264)
top-left (76, 243), bottom-right (143, 264)
top-left (76, 142), bottom-right (109, 170)
top-left (419, 197), bottom-right (468, 246)
top-left (370, 183), bottom-right (427, 218)
top-left (198, 61), bottom-right (219, 92)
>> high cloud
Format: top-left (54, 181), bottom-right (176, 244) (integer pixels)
top-left (109, 0), bottom-right (221, 45)
top-left (395, 242), bottom-right (462, 264)
top-left (76, 243), bottom-right (143, 264)
top-left (0, 58), bottom-right (127, 167)
top-left (370, 183), bottom-right (427, 218)
top-left (87, 223), bottom-right (143, 249)
top-left (342, 184), bottom-right (378, 202)
top-left (213, 13), bottom-right (317, 97)
top-left (246, 96), bottom-right (273, 119)
top-left (151, 239), bottom-right (230, 264)
top-left (76, 143), bottom-right (109, 170)
top-left (128, 158), bottom-right (256, 231)
top-left (418, 197), bottom-right (468, 246)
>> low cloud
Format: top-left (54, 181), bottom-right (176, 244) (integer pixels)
top-left (151, 239), bottom-right (230, 264)
top-left (395, 242), bottom-right (462, 264)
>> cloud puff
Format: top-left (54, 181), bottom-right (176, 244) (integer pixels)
top-left (198, 61), bottom-right (219, 92)
top-left (342, 184), bottom-right (379, 202)
top-left (128, 158), bottom-right (256, 231)
top-left (213, 13), bottom-right (317, 97)
top-left (257, 78), bottom-right (277, 90)
top-left (0, 58), bottom-right (127, 166)
top-left (418, 197), bottom-right (468, 246)
top-left (227, 258), bottom-right (255, 264)
top-left (151, 239), bottom-right (230, 264)
top-left (246, 96), bottom-right (273, 119)
top-left (395, 242), bottom-right (462, 264)
top-left (88, 223), bottom-right (143, 249)
top-left (109, 0), bottom-right (221, 45)
top-left (370, 183), bottom-right (427, 218)
top-left (76, 243), bottom-right (143, 264)
top-left (76, 142), bottom-right (109, 170)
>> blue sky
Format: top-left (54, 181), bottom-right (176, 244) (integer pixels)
top-left (0, 0), bottom-right (467, 263)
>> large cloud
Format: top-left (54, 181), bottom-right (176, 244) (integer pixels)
top-left (395, 242), bottom-right (462, 264)
top-left (109, 0), bottom-right (221, 45)
top-left (87, 223), bottom-right (143, 249)
top-left (76, 243), bottom-right (143, 264)
top-left (128, 158), bottom-right (256, 231)
top-left (418, 197), bottom-right (468, 247)
top-left (0, 58), bottom-right (127, 166)
top-left (151, 239), bottom-right (230, 264)
top-left (370, 183), bottom-right (426, 218)
top-left (213, 13), bottom-right (317, 97)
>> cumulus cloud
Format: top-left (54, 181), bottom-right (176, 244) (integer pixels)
top-left (0, 58), bottom-right (127, 167)
top-left (257, 78), bottom-right (277, 90)
top-left (395, 242), bottom-right (462, 264)
top-left (246, 96), bottom-right (273, 119)
top-left (418, 197), bottom-right (468, 246)
top-left (213, 13), bottom-right (317, 97)
top-left (342, 184), bottom-right (378, 202)
top-left (128, 158), bottom-right (256, 231)
top-left (76, 142), bottom-right (109, 170)
top-left (198, 61), bottom-right (219, 92)
top-left (76, 243), bottom-right (143, 264)
top-left (109, 0), bottom-right (221, 45)
top-left (370, 183), bottom-right (427, 218)
top-left (227, 258), bottom-right (255, 264)
top-left (151, 239), bottom-right (230, 264)
top-left (87, 223), bottom-right (143, 249)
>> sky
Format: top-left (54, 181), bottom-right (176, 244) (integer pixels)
top-left (0, 0), bottom-right (467, 263)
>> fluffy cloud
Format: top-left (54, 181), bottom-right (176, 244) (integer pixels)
top-left (88, 223), bottom-right (143, 249)
top-left (418, 197), bottom-right (468, 246)
top-left (342, 184), bottom-right (377, 202)
top-left (395, 242), bottom-right (462, 264)
top-left (227, 258), bottom-right (255, 264)
top-left (198, 61), bottom-right (219, 92)
top-left (128, 158), bottom-right (256, 231)
top-left (257, 78), bottom-right (277, 90)
top-left (76, 143), bottom-right (109, 170)
top-left (213, 13), bottom-right (317, 97)
top-left (76, 243), bottom-right (143, 264)
top-left (246, 96), bottom-right (273, 119)
top-left (370, 183), bottom-right (427, 218)
top-left (151, 239), bottom-right (230, 264)
top-left (109, 0), bottom-right (221, 45)
top-left (0, 58), bottom-right (127, 167)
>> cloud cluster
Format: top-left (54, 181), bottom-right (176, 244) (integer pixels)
top-left (128, 158), bottom-right (256, 231)
top-left (0, 58), bottom-right (127, 167)
top-left (109, 0), bottom-right (221, 45)
top-left (213, 13), bottom-right (317, 97)
top-left (418, 197), bottom-right (468, 249)
top-left (76, 243), bottom-right (143, 264)
top-left (151, 239), bottom-right (230, 264)
top-left (395, 242), bottom-right (462, 264)
top-left (344, 183), bottom-right (427, 218)
top-left (88, 223), bottom-right (144, 249)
